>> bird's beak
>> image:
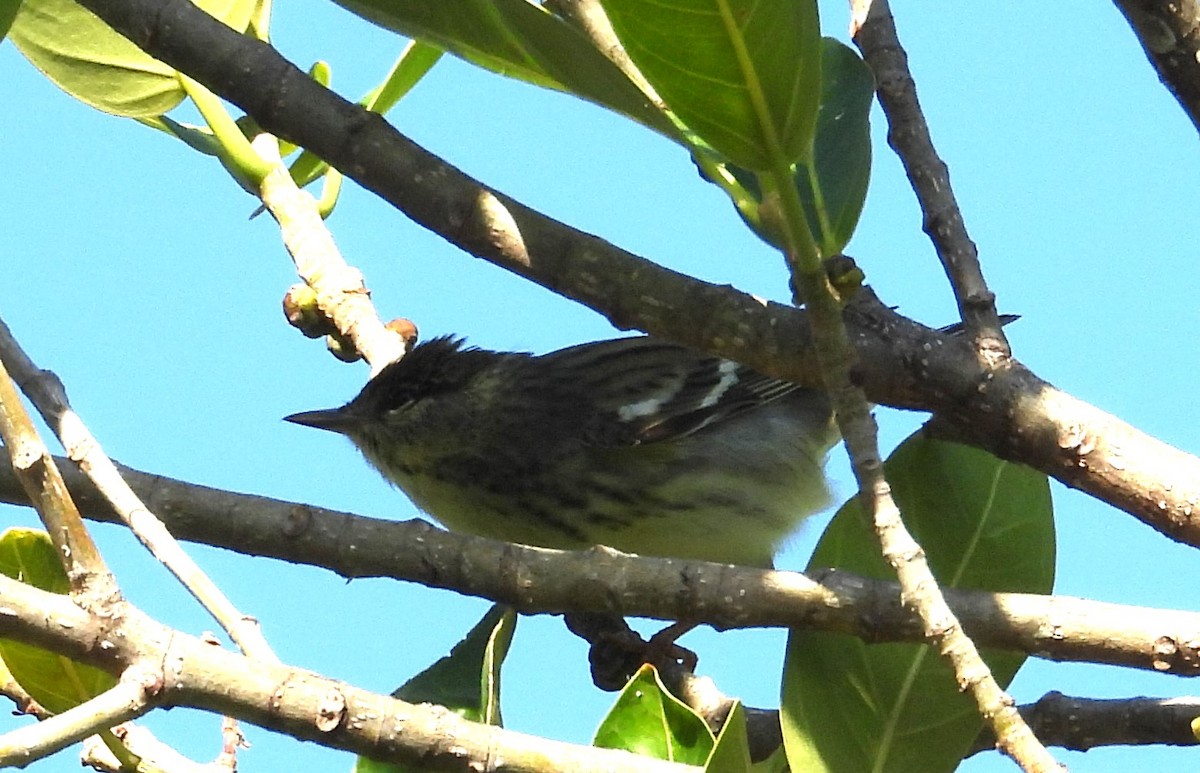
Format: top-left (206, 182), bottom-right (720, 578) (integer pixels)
top-left (284, 407), bottom-right (358, 434)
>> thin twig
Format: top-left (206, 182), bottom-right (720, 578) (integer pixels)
top-left (0, 316), bottom-right (277, 664)
top-left (861, 454), bottom-right (1060, 771)
top-left (850, 0), bottom-right (1008, 362)
top-left (0, 668), bottom-right (156, 767)
top-left (849, 2), bottom-right (1058, 767)
top-left (0, 574), bottom-right (693, 773)
top-left (251, 134), bottom-right (407, 374)
top-left (0, 674), bottom-right (47, 721)
top-left (800, 265), bottom-right (1059, 769)
top-left (0, 357), bottom-right (114, 595)
top-left (81, 724), bottom-right (220, 773)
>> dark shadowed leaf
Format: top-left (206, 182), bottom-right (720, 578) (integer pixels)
top-left (355, 605), bottom-right (516, 773)
top-left (0, 0), bottom-right (19, 41)
top-left (795, 39), bottom-right (873, 254)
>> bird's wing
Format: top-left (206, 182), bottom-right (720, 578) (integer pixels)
top-left (536, 337), bottom-right (802, 446)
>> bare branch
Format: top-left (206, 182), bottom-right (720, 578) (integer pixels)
top-left (0, 668), bottom-right (156, 768)
top-left (1113, 0), bottom-right (1200, 134)
top-left (2, 455), bottom-right (1199, 678)
top-left (251, 134), bottom-right (408, 374)
top-left (0, 575), bottom-right (692, 773)
top-left (0, 315), bottom-right (278, 663)
top-left (971, 693), bottom-right (1200, 755)
top-left (846, 295), bottom-right (1200, 551)
top-left (81, 724), bottom-right (221, 773)
top-left (0, 356), bottom-right (114, 594)
top-left (850, 0), bottom-right (1008, 360)
top-left (845, 418), bottom-right (1056, 768)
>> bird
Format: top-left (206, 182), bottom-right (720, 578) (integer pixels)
top-left (285, 335), bottom-right (839, 568)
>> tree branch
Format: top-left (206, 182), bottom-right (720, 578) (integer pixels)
top-left (0, 314), bottom-right (278, 663)
top-left (0, 575), bottom-right (690, 773)
top-left (0, 356), bottom-right (113, 594)
top-left (251, 133), bottom-right (409, 375)
top-left (1112, 0), bottom-right (1200, 134)
top-left (2, 455), bottom-right (1199, 678)
top-left (850, 0), bottom-right (1009, 359)
top-left (0, 669), bottom-right (156, 767)
top-left (970, 693), bottom-right (1200, 755)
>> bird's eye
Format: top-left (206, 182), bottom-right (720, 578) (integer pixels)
top-left (375, 388), bottom-right (421, 415)
top-left (382, 397), bottom-right (418, 416)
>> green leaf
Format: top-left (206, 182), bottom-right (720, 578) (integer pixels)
top-left (795, 39), bottom-right (873, 255)
top-left (0, 529), bottom-right (68, 594)
top-left (594, 664), bottom-right (713, 765)
top-left (752, 745), bottom-right (789, 773)
top-left (0, 528), bottom-right (118, 715)
top-left (709, 39), bottom-right (872, 253)
top-left (8, 0), bottom-right (254, 117)
top-left (602, 0), bottom-right (821, 170)
top-left (355, 605), bottom-right (516, 773)
top-left (363, 40), bottom-right (444, 115)
top-left (142, 116), bottom-right (221, 156)
top-left (705, 701), bottom-right (751, 773)
top-left (290, 40), bottom-right (444, 192)
top-left (393, 604), bottom-right (515, 725)
top-left (781, 436), bottom-right (1054, 773)
top-left (0, 0), bottom-right (19, 42)
top-left (324, 0), bottom-right (673, 137)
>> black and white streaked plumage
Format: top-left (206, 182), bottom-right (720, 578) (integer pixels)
top-left (286, 336), bottom-right (838, 568)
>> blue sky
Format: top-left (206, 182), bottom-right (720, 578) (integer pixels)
top-left (2, 2), bottom-right (1198, 771)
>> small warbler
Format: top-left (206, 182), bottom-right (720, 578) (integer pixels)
top-left (285, 335), bottom-right (838, 568)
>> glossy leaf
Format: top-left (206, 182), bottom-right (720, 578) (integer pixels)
top-left (594, 664), bottom-right (713, 765)
top-left (713, 39), bottom-right (872, 253)
top-left (781, 436), bottom-right (1054, 773)
top-left (795, 39), bottom-right (873, 255)
top-left (602, 0), bottom-right (821, 170)
top-left (8, 0), bottom-right (254, 117)
top-left (356, 605), bottom-right (516, 773)
top-left (325, 0), bottom-right (673, 137)
top-left (0, 528), bottom-right (117, 715)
